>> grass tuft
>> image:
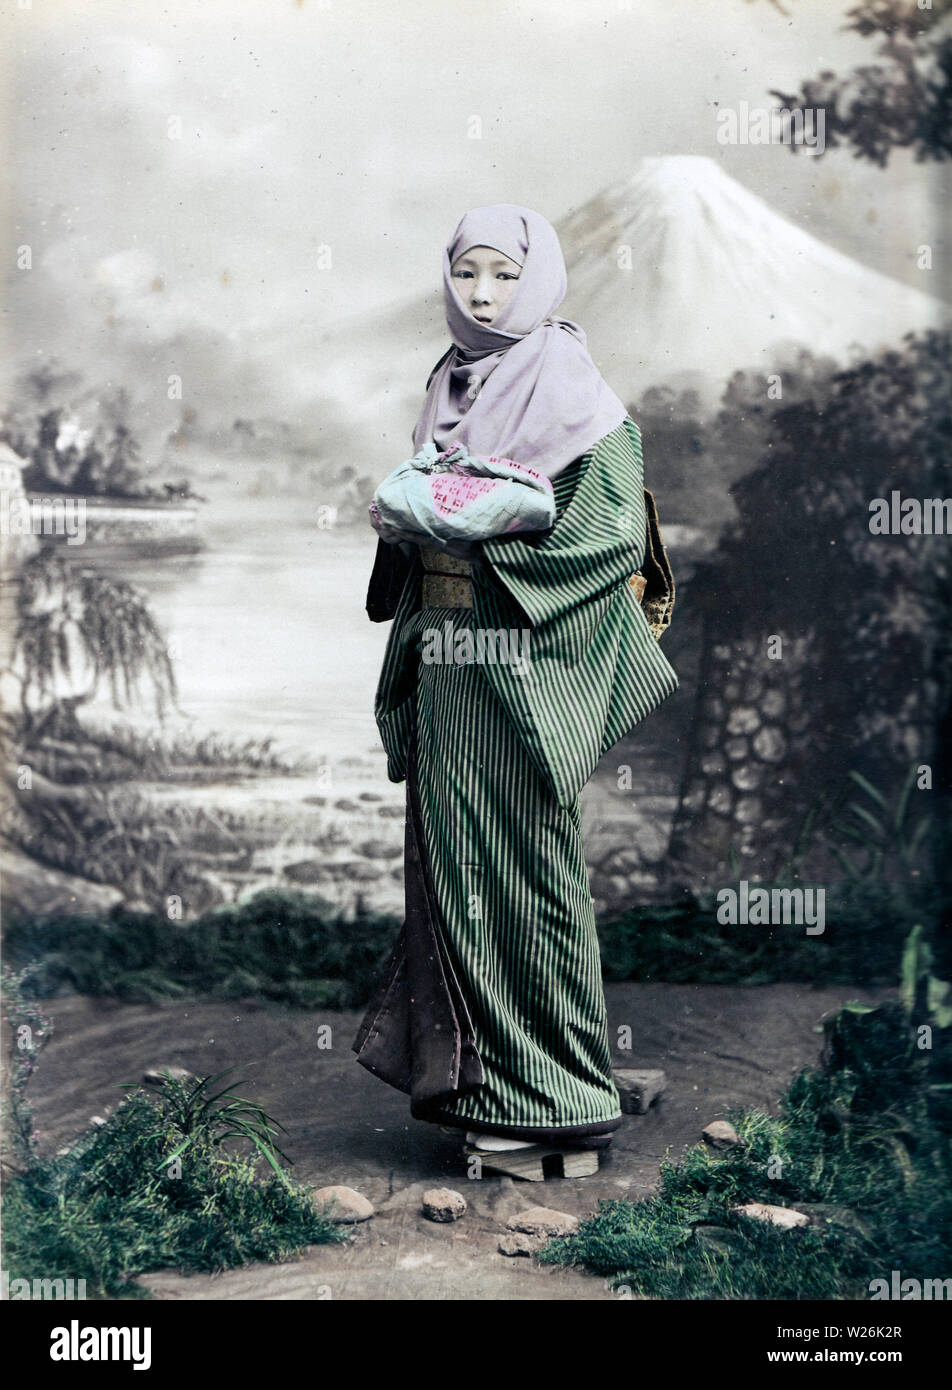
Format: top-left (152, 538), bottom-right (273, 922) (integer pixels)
top-left (2, 1080), bottom-right (347, 1300)
top-left (539, 936), bottom-right (952, 1299)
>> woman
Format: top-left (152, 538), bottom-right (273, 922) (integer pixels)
top-left (352, 204), bottom-right (678, 1174)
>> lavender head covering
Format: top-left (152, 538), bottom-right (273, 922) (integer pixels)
top-left (412, 204), bottom-right (627, 478)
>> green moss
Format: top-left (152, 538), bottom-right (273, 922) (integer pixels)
top-left (6, 889), bottom-right (401, 1009)
top-left (10, 876), bottom-right (941, 1017)
top-left (597, 880), bottom-right (944, 988)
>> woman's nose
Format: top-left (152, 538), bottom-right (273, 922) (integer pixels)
top-left (471, 277), bottom-right (493, 304)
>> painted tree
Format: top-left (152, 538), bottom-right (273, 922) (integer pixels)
top-left (667, 330), bottom-right (952, 892)
top-left (10, 549), bottom-right (177, 742)
top-left (757, 0), bottom-right (952, 165)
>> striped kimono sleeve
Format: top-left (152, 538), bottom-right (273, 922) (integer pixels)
top-left (473, 417), bottom-right (678, 807)
top-left (478, 416), bottom-right (648, 628)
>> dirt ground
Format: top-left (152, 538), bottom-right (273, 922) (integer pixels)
top-left (23, 980), bottom-right (893, 1300)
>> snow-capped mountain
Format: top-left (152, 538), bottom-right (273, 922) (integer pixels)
top-left (318, 155), bottom-right (946, 460)
top-left (558, 155), bottom-right (945, 402)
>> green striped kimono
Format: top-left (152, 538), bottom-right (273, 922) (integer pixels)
top-left (353, 416), bottom-right (678, 1140)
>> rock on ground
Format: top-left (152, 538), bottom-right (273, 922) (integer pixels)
top-left (732, 1202), bottom-right (808, 1229)
top-left (702, 1119), bottom-right (744, 1149)
top-left (498, 1233), bottom-right (546, 1258)
top-left (422, 1188), bottom-right (467, 1222)
top-left (311, 1185), bottom-right (374, 1223)
top-left (614, 1068), bottom-right (667, 1114)
top-left (506, 1206), bottom-right (579, 1237)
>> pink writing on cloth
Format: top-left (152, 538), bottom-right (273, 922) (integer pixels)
top-left (369, 441), bottom-right (555, 549)
top-left (429, 473), bottom-right (499, 515)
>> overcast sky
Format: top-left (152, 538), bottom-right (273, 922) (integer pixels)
top-left (0, 0), bottom-right (946, 433)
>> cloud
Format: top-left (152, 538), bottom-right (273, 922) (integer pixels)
top-left (2, 0), bottom-right (945, 459)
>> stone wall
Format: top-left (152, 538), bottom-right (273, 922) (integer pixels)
top-left (666, 625), bottom-right (822, 888)
top-left (665, 594), bottom-right (941, 896)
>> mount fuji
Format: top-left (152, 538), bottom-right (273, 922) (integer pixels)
top-left (558, 155), bottom-right (945, 403)
top-left (309, 155), bottom-right (947, 468)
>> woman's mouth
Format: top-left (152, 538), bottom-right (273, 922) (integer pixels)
top-left (474, 313), bottom-right (492, 324)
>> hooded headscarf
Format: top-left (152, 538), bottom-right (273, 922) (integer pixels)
top-left (411, 203), bottom-right (627, 479)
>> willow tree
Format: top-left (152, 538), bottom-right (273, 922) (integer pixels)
top-left (10, 549), bottom-right (177, 743)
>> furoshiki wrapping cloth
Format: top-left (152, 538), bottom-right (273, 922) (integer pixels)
top-left (369, 441), bottom-right (555, 551)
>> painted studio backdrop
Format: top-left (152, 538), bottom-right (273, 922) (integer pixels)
top-left (1, 0), bottom-right (950, 1306)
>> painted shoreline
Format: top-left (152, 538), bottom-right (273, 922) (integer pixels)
top-left (3, 748), bottom-right (681, 924)
top-left (24, 492), bottom-right (203, 549)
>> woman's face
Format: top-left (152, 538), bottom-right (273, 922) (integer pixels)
top-left (450, 244), bottom-right (522, 326)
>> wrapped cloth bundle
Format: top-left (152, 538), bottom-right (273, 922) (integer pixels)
top-left (369, 441), bottom-right (556, 550)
